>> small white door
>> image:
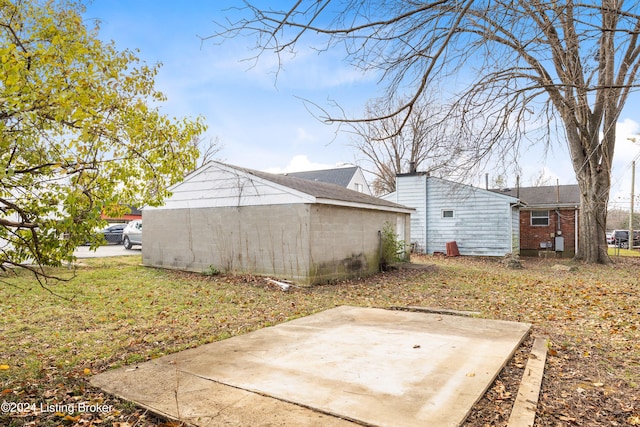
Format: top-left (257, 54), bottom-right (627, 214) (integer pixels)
top-left (396, 215), bottom-right (405, 242)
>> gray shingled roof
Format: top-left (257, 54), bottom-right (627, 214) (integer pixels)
top-left (493, 184), bottom-right (580, 208)
top-left (285, 166), bottom-right (358, 187)
top-left (231, 164), bottom-right (410, 211)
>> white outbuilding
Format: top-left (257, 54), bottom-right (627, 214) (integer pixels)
top-left (383, 172), bottom-right (520, 256)
top-left (142, 161), bottom-right (412, 285)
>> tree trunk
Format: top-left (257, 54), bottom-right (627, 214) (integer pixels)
top-left (561, 97), bottom-right (613, 264)
top-left (574, 160), bottom-right (611, 264)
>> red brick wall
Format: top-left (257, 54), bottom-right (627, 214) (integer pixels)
top-left (520, 209), bottom-right (577, 256)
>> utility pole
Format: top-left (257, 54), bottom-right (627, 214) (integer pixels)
top-left (630, 161), bottom-right (636, 250)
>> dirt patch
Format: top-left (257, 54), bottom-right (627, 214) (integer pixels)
top-left (464, 333), bottom-right (535, 426)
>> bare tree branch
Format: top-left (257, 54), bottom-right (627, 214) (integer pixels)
top-left (211, 0), bottom-right (640, 263)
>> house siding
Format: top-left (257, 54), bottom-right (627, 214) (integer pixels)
top-left (347, 168), bottom-right (373, 194)
top-left (425, 179), bottom-right (516, 256)
top-left (394, 174), bottom-right (427, 253)
top-left (387, 175), bottom-right (518, 256)
top-left (519, 208), bottom-right (577, 257)
top-left (155, 164), bottom-right (312, 210)
top-left (512, 206), bottom-right (521, 254)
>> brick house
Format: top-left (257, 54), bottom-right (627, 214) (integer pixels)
top-left (493, 185), bottom-right (580, 257)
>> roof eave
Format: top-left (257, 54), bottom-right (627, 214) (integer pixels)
top-left (315, 198), bottom-right (414, 213)
top-left (521, 203), bottom-right (580, 209)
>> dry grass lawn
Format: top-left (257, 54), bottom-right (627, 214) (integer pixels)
top-left (0, 254), bottom-right (639, 426)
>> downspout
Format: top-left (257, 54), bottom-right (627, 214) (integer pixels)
top-left (556, 180), bottom-right (561, 251)
top-left (509, 203), bottom-right (514, 254)
top-left (424, 175), bottom-right (429, 254)
top-left (378, 230), bottom-right (383, 272)
top-left (575, 208), bottom-right (579, 255)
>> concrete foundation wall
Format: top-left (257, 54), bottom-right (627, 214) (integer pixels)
top-left (143, 204), bottom-right (411, 285)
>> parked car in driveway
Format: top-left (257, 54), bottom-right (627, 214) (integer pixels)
top-left (606, 231), bottom-right (615, 245)
top-left (98, 223), bottom-right (126, 245)
top-left (122, 220), bottom-right (142, 249)
top-left (611, 229), bottom-right (640, 249)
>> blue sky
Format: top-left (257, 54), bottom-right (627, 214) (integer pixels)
top-left (82, 1), bottom-right (640, 208)
top-left (83, 1), bottom-right (374, 173)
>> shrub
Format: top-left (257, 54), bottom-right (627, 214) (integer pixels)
top-left (203, 265), bottom-right (220, 276)
top-left (380, 221), bottom-right (407, 270)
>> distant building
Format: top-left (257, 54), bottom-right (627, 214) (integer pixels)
top-left (493, 184), bottom-right (580, 257)
top-left (101, 205), bottom-right (142, 223)
top-left (285, 166), bottom-right (372, 195)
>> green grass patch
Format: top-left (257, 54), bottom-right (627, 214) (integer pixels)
top-left (608, 246), bottom-right (640, 257)
top-left (0, 256), bottom-right (326, 385)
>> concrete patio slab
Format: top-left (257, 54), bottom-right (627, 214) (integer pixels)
top-left (91, 306), bottom-right (531, 427)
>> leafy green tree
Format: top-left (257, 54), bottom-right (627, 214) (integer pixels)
top-left (1, 0), bottom-right (206, 279)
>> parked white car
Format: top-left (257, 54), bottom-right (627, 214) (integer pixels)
top-left (122, 220), bottom-right (142, 249)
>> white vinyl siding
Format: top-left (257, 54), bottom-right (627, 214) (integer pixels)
top-left (511, 206), bottom-right (520, 254)
top-left (387, 174), bottom-right (428, 253)
top-left (347, 168), bottom-right (372, 195)
top-left (388, 175), bottom-right (519, 257)
top-left (148, 164), bottom-right (314, 210)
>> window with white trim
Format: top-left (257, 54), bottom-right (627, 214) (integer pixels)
top-left (530, 210), bottom-right (549, 226)
top-left (442, 210), bottom-right (454, 218)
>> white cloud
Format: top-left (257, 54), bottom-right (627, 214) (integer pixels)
top-left (294, 127), bottom-right (316, 144)
top-left (612, 118), bottom-right (640, 167)
top-left (264, 155), bottom-right (336, 174)
top-left (206, 34), bottom-right (376, 92)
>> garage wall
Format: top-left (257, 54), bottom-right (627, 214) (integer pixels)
top-left (308, 205), bottom-right (410, 283)
top-left (143, 204), bottom-right (312, 282)
top-left (143, 203), bottom-right (411, 285)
